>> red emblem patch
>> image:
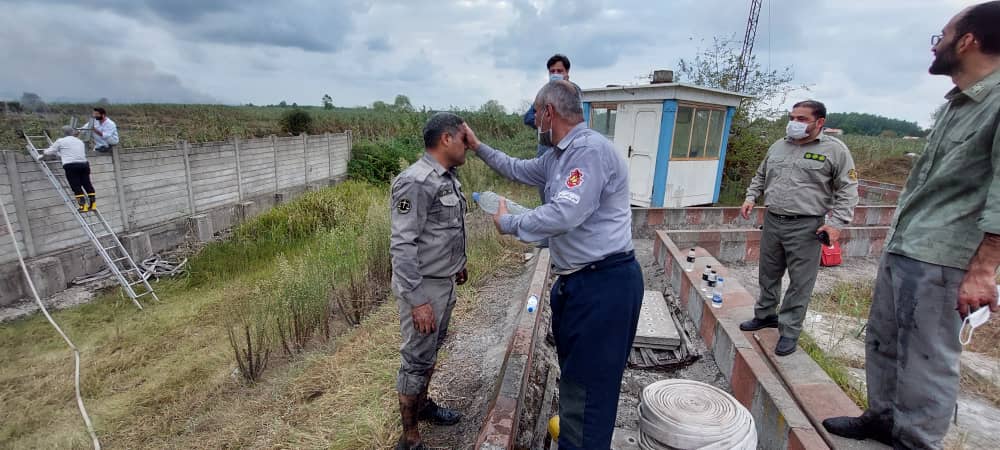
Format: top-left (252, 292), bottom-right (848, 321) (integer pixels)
top-left (565, 168), bottom-right (584, 188)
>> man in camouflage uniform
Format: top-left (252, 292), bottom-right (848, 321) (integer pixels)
top-left (390, 112), bottom-right (469, 450)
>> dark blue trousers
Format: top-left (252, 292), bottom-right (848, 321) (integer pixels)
top-left (551, 251), bottom-right (644, 449)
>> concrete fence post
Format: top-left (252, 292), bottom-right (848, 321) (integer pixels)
top-left (271, 135), bottom-right (279, 193)
top-left (302, 133), bottom-right (309, 187)
top-left (233, 136), bottom-right (244, 201)
top-left (3, 152), bottom-right (36, 257)
top-left (181, 140), bottom-right (196, 214)
top-left (110, 144), bottom-right (130, 231)
top-left (326, 132), bottom-right (333, 182)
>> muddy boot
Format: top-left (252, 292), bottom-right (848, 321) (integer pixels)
top-left (398, 394), bottom-right (423, 448)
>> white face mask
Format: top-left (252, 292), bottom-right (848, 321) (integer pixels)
top-left (786, 121), bottom-right (810, 140)
top-left (960, 306), bottom-right (991, 346)
top-left (549, 73), bottom-right (565, 82)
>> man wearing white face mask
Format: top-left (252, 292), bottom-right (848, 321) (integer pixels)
top-left (524, 54), bottom-right (583, 207)
top-left (738, 100), bottom-right (859, 357)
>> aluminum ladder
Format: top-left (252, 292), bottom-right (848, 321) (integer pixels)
top-left (23, 133), bottom-right (157, 309)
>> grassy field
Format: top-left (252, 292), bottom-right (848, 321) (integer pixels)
top-left (0, 109), bottom-right (538, 448)
top-left (0, 104), bottom-right (524, 151)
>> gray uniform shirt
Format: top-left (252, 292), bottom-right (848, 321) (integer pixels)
top-left (745, 134), bottom-right (859, 226)
top-left (390, 153), bottom-right (467, 306)
top-left (477, 122), bottom-right (634, 272)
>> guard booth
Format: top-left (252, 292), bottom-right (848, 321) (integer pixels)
top-left (582, 78), bottom-right (749, 207)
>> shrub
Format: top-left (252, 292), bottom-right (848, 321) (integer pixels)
top-left (225, 286), bottom-right (273, 383)
top-left (280, 108), bottom-right (313, 135)
top-left (347, 137), bottom-right (422, 185)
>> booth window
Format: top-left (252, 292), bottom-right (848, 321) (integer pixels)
top-left (590, 104), bottom-right (617, 139)
top-left (671, 105), bottom-right (726, 159)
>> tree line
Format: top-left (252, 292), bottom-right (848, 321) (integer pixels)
top-left (824, 112), bottom-right (926, 137)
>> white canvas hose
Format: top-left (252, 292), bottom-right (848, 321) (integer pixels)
top-left (639, 379), bottom-right (756, 450)
top-left (0, 195), bottom-right (101, 449)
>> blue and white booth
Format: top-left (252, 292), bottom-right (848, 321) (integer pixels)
top-left (582, 82), bottom-right (750, 207)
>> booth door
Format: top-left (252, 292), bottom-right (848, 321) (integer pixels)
top-left (612, 102), bottom-right (662, 207)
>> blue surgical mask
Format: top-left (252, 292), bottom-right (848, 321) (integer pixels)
top-left (549, 74), bottom-right (565, 82)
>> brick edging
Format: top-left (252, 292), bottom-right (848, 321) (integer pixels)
top-left (654, 231), bottom-right (832, 450)
top-left (476, 249), bottom-right (551, 449)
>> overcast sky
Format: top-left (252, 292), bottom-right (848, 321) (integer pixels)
top-left (0, 0), bottom-right (981, 127)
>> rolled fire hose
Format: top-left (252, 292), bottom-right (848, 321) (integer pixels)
top-left (639, 379), bottom-right (756, 450)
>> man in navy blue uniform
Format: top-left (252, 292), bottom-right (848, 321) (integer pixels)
top-left (463, 80), bottom-right (643, 449)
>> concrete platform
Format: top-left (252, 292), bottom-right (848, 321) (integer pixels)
top-left (634, 290), bottom-right (680, 349)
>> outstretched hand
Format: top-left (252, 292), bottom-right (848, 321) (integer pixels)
top-left (460, 123), bottom-right (481, 151)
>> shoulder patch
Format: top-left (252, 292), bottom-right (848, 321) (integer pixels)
top-left (396, 198), bottom-right (412, 214)
top-left (565, 168), bottom-right (584, 188)
top-left (848, 168), bottom-right (858, 181)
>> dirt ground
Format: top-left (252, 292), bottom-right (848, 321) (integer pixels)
top-left (420, 252), bottom-right (536, 449)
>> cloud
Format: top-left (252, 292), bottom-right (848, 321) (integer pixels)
top-left (6, 0), bottom-right (370, 53)
top-left (366, 37), bottom-right (392, 53)
top-left (488, 0), bottom-right (651, 71)
top-left (0, 6), bottom-right (212, 103)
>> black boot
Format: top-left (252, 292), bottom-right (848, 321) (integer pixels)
top-left (774, 336), bottom-right (798, 356)
top-left (739, 316), bottom-right (779, 331)
top-left (418, 398), bottom-right (462, 425)
top-left (822, 414), bottom-right (893, 446)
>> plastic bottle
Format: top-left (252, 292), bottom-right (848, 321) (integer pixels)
top-left (714, 276), bottom-right (725, 297)
top-left (705, 271), bottom-right (718, 298)
top-left (472, 191), bottom-right (532, 215)
top-left (527, 294), bottom-right (539, 313)
top-left (711, 293), bottom-right (723, 309)
top-left (684, 249), bottom-right (696, 272)
top-left (700, 265), bottom-right (713, 292)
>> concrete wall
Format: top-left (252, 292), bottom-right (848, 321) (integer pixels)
top-left (0, 132), bottom-right (352, 305)
top-left (857, 179), bottom-right (902, 205)
top-left (632, 205), bottom-right (897, 238)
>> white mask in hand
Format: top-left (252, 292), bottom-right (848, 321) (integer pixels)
top-left (960, 306), bottom-right (991, 346)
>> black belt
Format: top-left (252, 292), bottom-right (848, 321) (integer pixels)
top-left (768, 211), bottom-right (822, 221)
top-left (561, 251), bottom-right (636, 276)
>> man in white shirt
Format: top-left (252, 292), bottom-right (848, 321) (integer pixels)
top-left (42, 126), bottom-right (96, 212)
top-left (90, 107), bottom-right (119, 153)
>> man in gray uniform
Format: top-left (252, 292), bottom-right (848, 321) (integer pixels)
top-left (825, 2), bottom-right (1000, 448)
top-left (739, 100), bottom-right (859, 356)
top-left (390, 112), bottom-right (469, 450)
top-left (462, 80), bottom-right (644, 450)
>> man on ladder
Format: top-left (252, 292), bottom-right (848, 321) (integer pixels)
top-left (39, 126), bottom-right (96, 212)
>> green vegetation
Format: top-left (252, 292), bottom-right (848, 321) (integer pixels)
top-left (279, 108), bottom-right (314, 135)
top-left (0, 103), bottom-right (527, 150)
top-left (825, 112), bottom-right (925, 137)
top-left (799, 333), bottom-right (869, 408)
